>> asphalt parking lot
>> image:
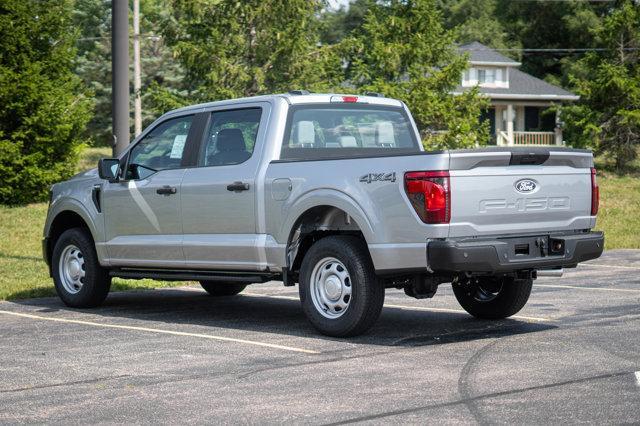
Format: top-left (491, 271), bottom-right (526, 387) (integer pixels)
top-left (1, 250), bottom-right (639, 424)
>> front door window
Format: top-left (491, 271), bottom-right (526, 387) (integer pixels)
top-left (127, 115), bottom-right (193, 180)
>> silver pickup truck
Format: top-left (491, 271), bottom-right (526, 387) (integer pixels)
top-left (43, 92), bottom-right (604, 336)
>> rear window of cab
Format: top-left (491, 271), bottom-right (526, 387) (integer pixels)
top-left (280, 104), bottom-right (420, 160)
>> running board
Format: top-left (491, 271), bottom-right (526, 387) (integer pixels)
top-left (109, 268), bottom-right (279, 284)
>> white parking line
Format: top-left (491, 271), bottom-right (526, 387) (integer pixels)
top-left (536, 284), bottom-right (640, 293)
top-left (243, 293), bottom-right (555, 323)
top-left (0, 310), bottom-right (319, 355)
top-left (635, 371), bottom-right (640, 387)
top-left (581, 263), bottom-right (640, 271)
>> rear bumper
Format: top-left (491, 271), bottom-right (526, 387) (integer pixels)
top-left (428, 231), bottom-right (604, 273)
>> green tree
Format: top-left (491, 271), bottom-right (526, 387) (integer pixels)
top-left (338, 0), bottom-right (488, 149)
top-left (437, 0), bottom-right (517, 52)
top-left (0, 0), bottom-right (91, 204)
top-left (137, 0), bottom-right (188, 121)
top-left (318, 0), bottom-right (371, 45)
top-left (495, 0), bottom-right (609, 80)
top-left (73, 0), bottom-right (187, 143)
top-left (73, 0), bottom-right (112, 146)
top-left (562, 1), bottom-right (640, 170)
top-left (157, 0), bottom-right (341, 104)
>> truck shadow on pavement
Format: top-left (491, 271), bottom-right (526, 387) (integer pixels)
top-left (13, 287), bottom-right (556, 347)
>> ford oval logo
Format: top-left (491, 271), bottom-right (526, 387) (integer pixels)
top-left (515, 179), bottom-right (538, 193)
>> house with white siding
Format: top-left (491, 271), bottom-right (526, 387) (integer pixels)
top-left (454, 42), bottom-right (579, 146)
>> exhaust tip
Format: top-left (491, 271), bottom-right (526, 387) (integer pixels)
top-left (536, 268), bottom-right (564, 277)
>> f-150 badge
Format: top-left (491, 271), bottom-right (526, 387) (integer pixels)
top-left (360, 172), bottom-right (396, 184)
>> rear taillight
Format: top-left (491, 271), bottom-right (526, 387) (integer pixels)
top-left (591, 167), bottom-right (599, 215)
top-left (404, 171), bottom-right (450, 224)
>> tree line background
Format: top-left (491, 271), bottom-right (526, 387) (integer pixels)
top-left (0, 0), bottom-right (638, 204)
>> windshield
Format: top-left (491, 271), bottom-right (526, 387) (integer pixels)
top-left (281, 104), bottom-right (420, 160)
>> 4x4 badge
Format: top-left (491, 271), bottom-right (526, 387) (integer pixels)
top-left (360, 172), bottom-right (396, 184)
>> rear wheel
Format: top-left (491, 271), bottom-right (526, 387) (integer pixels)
top-left (452, 275), bottom-right (532, 319)
top-left (299, 235), bottom-right (384, 337)
top-left (52, 228), bottom-right (111, 308)
top-left (199, 281), bottom-right (246, 297)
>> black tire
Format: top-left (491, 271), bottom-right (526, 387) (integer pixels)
top-left (452, 275), bottom-right (533, 319)
top-left (199, 281), bottom-right (247, 297)
top-left (52, 228), bottom-right (111, 308)
top-left (299, 235), bottom-right (384, 337)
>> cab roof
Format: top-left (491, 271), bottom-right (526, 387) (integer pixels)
top-left (167, 93), bottom-right (404, 116)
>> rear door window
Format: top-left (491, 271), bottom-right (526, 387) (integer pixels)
top-left (200, 108), bottom-right (262, 167)
top-left (281, 105), bottom-right (419, 160)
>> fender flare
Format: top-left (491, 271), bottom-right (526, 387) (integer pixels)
top-left (279, 188), bottom-right (378, 246)
top-left (45, 197), bottom-right (101, 244)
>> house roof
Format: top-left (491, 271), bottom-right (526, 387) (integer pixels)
top-left (458, 41), bottom-right (521, 66)
top-left (455, 42), bottom-right (579, 101)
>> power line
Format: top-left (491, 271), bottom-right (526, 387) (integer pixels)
top-left (80, 35), bottom-right (639, 55)
top-left (465, 47), bottom-right (640, 53)
top-left (509, 0), bottom-right (615, 2)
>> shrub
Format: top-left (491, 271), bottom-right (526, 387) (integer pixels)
top-left (0, 0), bottom-right (91, 204)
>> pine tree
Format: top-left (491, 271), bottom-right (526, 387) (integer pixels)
top-left (339, 0), bottom-right (489, 149)
top-left (157, 0), bottom-right (342, 102)
top-left (495, 0), bottom-right (609, 80)
top-left (73, 0), bottom-right (112, 146)
top-left (562, 1), bottom-right (640, 170)
top-left (437, 0), bottom-right (517, 52)
top-left (73, 0), bottom-right (188, 143)
top-left (137, 0), bottom-right (188, 121)
top-left (0, 0), bottom-right (92, 203)
top-left (318, 0), bottom-right (372, 45)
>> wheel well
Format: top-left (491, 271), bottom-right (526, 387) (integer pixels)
top-left (287, 206), bottom-right (367, 279)
top-left (46, 211), bottom-right (91, 267)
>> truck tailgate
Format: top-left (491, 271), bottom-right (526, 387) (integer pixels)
top-left (448, 148), bottom-right (596, 238)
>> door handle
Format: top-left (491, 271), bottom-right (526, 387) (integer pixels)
top-left (227, 181), bottom-right (250, 192)
top-left (156, 185), bottom-right (177, 195)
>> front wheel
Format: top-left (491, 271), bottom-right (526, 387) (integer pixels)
top-left (52, 228), bottom-right (111, 308)
top-left (299, 236), bottom-right (384, 337)
top-left (452, 275), bottom-right (533, 319)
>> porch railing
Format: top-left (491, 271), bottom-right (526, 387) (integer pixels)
top-left (497, 131), bottom-right (559, 146)
top-left (514, 131), bottom-right (555, 145)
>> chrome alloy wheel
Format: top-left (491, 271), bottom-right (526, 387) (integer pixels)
top-left (310, 257), bottom-right (352, 319)
top-left (58, 244), bottom-right (86, 294)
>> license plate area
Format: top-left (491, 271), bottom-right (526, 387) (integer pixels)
top-left (502, 235), bottom-right (560, 260)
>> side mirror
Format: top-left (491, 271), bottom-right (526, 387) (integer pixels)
top-left (98, 158), bottom-right (120, 182)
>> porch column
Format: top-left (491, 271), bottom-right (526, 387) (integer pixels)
top-left (506, 104), bottom-right (514, 146)
top-left (554, 108), bottom-right (563, 145)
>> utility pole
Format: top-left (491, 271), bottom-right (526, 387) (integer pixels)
top-left (112, 0), bottom-right (130, 156)
top-left (133, 0), bottom-right (142, 137)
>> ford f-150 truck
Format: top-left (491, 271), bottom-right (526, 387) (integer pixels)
top-left (43, 92), bottom-right (604, 336)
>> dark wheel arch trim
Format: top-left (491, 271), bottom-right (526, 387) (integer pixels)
top-left (44, 210), bottom-right (94, 276)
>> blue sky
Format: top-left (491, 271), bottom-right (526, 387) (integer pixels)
top-left (327, 0), bottom-right (352, 10)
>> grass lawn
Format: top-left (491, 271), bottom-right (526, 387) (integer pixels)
top-left (594, 173), bottom-right (640, 250)
top-left (0, 202), bottom-right (187, 300)
top-left (0, 148), bottom-right (638, 301)
top-left (0, 147), bottom-right (186, 301)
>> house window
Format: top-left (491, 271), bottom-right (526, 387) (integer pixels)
top-left (478, 68), bottom-right (495, 85)
top-left (462, 69), bottom-right (473, 86)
